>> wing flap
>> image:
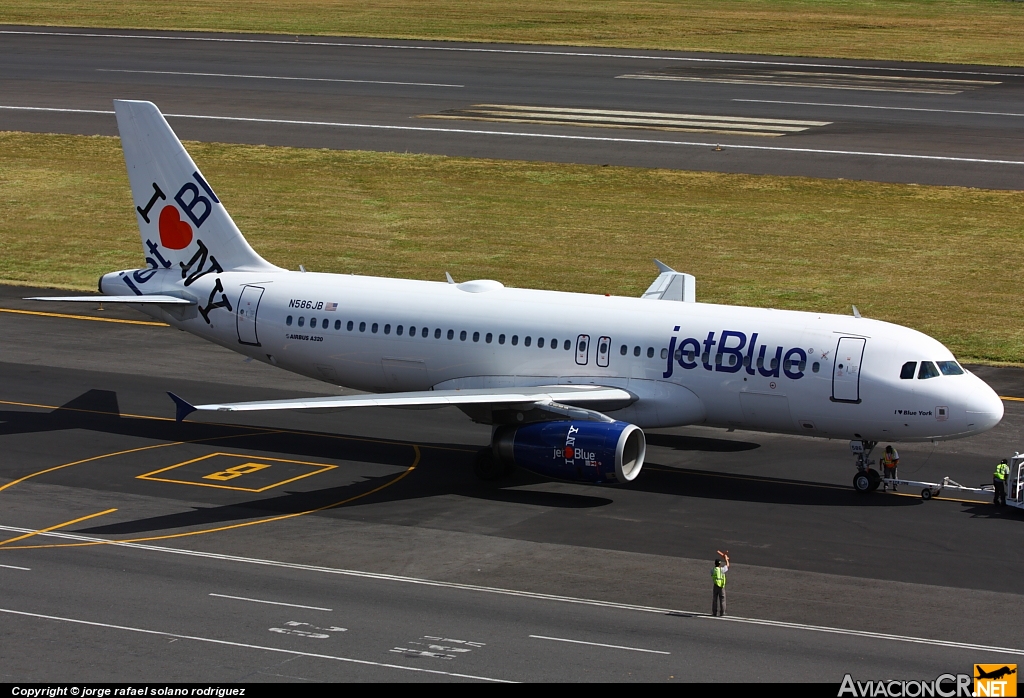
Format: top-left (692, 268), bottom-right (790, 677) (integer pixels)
top-left (169, 385), bottom-right (634, 421)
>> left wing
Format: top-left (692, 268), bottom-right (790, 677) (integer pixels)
top-left (168, 385), bottom-right (634, 422)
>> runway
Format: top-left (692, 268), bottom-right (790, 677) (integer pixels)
top-left (2, 27), bottom-right (1024, 189)
top-left (2, 286), bottom-right (1023, 681)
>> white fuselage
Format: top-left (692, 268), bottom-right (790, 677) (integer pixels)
top-left (106, 267), bottom-right (1004, 443)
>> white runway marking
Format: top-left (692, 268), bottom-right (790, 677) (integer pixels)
top-left (735, 99), bottom-right (1024, 118)
top-left (0, 606), bottom-right (513, 682)
top-left (0, 563), bottom-right (31, 570)
top-left (3, 29), bottom-right (1023, 77)
top-left (209, 592), bottom-right (332, 611)
top-left (97, 68), bottom-right (463, 88)
top-left (2, 105), bottom-right (1023, 167)
top-left (530, 634), bottom-right (670, 654)
top-left (618, 71), bottom-right (999, 95)
top-left (1, 524), bottom-right (1021, 657)
top-left (425, 103), bottom-right (829, 137)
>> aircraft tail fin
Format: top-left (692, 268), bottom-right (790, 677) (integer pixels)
top-left (114, 100), bottom-right (278, 273)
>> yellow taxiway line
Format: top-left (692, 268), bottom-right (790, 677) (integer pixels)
top-left (0, 508), bottom-right (117, 547)
top-left (0, 307), bottom-right (167, 327)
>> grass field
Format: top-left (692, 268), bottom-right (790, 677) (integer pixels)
top-left (1, 131), bottom-right (1022, 363)
top-left (3, 0), bottom-right (1024, 66)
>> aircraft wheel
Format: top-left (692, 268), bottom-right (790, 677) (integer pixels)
top-left (921, 489), bottom-right (932, 500)
top-left (474, 447), bottom-right (506, 481)
top-left (853, 471), bottom-right (873, 494)
top-left (867, 469), bottom-right (881, 492)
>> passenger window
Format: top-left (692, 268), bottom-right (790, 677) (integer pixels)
top-left (647, 347), bottom-right (654, 359)
top-left (310, 317), bottom-right (316, 327)
top-left (460, 330), bottom-right (467, 341)
top-left (372, 323), bottom-right (378, 333)
top-left (322, 319), bottom-right (329, 329)
top-left (359, 321), bottom-right (366, 332)
top-left (564, 340), bottom-right (571, 351)
top-left (918, 361), bottom-right (940, 379)
top-left (286, 316), bottom-right (293, 326)
top-left (384, 324), bottom-right (391, 335)
top-left (334, 320), bottom-right (341, 330)
top-left (620, 345), bottom-right (627, 355)
top-left (937, 361), bottom-right (964, 376)
top-left (900, 361), bottom-right (916, 379)
top-left (422, 327), bottom-right (428, 338)
top-left (298, 317), bottom-right (305, 327)
top-left (347, 320), bottom-right (353, 331)
top-left (770, 358), bottom-right (778, 370)
top-left (633, 346), bottom-right (640, 357)
top-left (473, 331), bottom-right (480, 342)
top-left (661, 348), bottom-right (668, 359)
top-left (812, 362), bottom-right (820, 373)
top-left (499, 334), bottom-right (506, 345)
top-left (538, 337), bottom-right (544, 348)
top-left (448, 329), bottom-right (455, 340)
top-left (512, 335), bottom-right (519, 346)
top-left (552, 339), bottom-right (558, 350)
top-left (397, 325), bottom-right (403, 336)
top-left (434, 328), bottom-right (441, 338)
top-left (525, 336), bottom-right (532, 347)
top-left (486, 333), bottom-right (492, 343)
top-left (715, 353), bottom-right (723, 366)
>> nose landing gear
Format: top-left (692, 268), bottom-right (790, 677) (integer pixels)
top-left (850, 440), bottom-right (880, 494)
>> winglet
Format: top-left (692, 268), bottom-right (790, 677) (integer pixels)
top-left (653, 259), bottom-right (676, 273)
top-left (167, 392), bottom-right (196, 422)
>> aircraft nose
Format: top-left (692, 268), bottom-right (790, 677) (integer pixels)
top-left (963, 377), bottom-right (1004, 433)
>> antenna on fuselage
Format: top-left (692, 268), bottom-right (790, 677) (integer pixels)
top-left (445, 272), bottom-right (455, 284)
top-left (852, 305), bottom-right (862, 318)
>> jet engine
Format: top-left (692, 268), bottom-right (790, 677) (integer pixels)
top-left (493, 420), bottom-right (646, 484)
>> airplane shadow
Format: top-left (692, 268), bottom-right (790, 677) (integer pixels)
top-left (1, 389), bottom-right (917, 539)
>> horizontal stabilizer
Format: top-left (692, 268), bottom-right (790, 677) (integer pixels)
top-left (27, 295), bottom-right (195, 305)
top-left (170, 385), bottom-right (634, 418)
top-left (167, 392), bottom-right (197, 423)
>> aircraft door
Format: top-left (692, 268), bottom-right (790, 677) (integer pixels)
top-left (236, 285), bottom-right (265, 346)
top-left (575, 334), bottom-right (590, 365)
top-left (832, 337), bottom-right (865, 402)
top-left (597, 336), bottom-right (611, 367)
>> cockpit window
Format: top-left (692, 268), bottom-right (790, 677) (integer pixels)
top-left (900, 361), bottom-right (917, 379)
top-left (937, 361), bottom-right (964, 376)
top-left (918, 361), bottom-right (940, 379)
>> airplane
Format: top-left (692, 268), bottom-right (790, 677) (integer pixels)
top-left (30, 100), bottom-right (1004, 492)
top-left (975, 666), bottom-right (1017, 681)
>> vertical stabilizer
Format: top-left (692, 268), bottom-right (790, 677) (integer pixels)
top-left (114, 100), bottom-right (278, 273)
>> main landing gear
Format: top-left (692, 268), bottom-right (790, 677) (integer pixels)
top-left (850, 440), bottom-right (881, 494)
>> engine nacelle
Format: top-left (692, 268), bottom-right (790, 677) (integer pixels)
top-left (494, 420), bottom-right (646, 484)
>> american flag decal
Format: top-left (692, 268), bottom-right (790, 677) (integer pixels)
top-left (325, 302), bottom-right (338, 311)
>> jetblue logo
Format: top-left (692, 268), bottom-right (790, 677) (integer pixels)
top-left (663, 329), bottom-right (807, 380)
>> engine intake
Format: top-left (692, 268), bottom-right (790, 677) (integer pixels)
top-left (494, 420), bottom-right (645, 484)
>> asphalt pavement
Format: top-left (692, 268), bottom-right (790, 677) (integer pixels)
top-left (2, 26), bottom-right (1023, 188)
top-left (1, 286), bottom-right (1022, 681)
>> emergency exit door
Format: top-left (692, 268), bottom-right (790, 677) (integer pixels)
top-left (236, 285), bottom-right (264, 346)
top-left (832, 337), bottom-right (865, 403)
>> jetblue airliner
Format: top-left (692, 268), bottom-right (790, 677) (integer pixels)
top-left (32, 101), bottom-right (1004, 491)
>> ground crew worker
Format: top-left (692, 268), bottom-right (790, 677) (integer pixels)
top-left (994, 459), bottom-right (1010, 507)
top-left (881, 445), bottom-right (900, 491)
top-left (712, 550), bottom-right (729, 617)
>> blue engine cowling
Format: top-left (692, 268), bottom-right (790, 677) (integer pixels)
top-left (494, 420), bottom-right (646, 484)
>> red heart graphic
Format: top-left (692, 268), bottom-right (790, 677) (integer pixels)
top-left (158, 205), bottom-right (193, 250)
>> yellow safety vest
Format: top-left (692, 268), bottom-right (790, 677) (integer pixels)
top-left (712, 566), bottom-right (726, 588)
top-left (994, 463), bottom-right (1010, 480)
